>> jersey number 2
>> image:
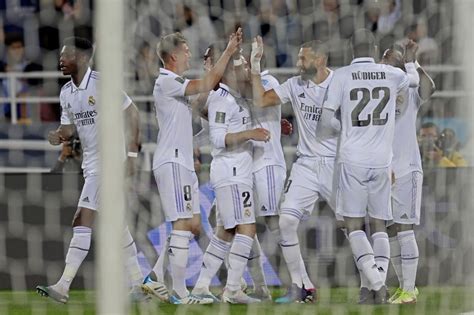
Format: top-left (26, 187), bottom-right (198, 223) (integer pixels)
top-left (350, 87), bottom-right (390, 127)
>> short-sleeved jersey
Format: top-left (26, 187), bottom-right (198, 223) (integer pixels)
top-left (392, 87), bottom-right (423, 177)
top-left (208, 83), bottom-right (253, 189)
top-left (324, 58), bottom-right (409, 168)
top-left (152, 68), bottom-right (194, 171)
top-left (273, 71), bottom-right (337, 158)
top-left (251, 71), bottom-right (286, 172)
top-left (59, 67), bottom-right (132, 178)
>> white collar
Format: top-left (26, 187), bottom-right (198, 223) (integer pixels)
top-left (351, 57), bottom-right (376, 65)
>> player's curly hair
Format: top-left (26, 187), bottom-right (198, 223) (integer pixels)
top-left (157, 32), bottom-right (187, 64)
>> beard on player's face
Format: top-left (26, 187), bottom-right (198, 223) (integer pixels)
top-left (299, 62), bottom-right (318, 81)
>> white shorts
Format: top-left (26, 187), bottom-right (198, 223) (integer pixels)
top-left (154, 162), bottom-right (200, 222)
top-left (280, 157), bottom-right (336, 218)
top-left (215, 183), bottom-right (256, 229)
top-left (335, 163), bottom-right (392, 221)
top-left (253, 165), bottom-right (286, 217)
top-left (78, 175), bottom-right (99, 211)
top-left (391, 171), bottom-right (423, 225)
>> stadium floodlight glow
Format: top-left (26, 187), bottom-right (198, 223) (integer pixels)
top-left (95, 0), bottom-right (127, 314)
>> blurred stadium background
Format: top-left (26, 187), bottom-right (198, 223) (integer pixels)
top-left (0, 0), bottom-right (473, 314)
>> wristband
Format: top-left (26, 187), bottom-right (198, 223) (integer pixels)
top-left (414, 60), bottom-right (421, 69)
top-left (127, 152), bottom-right (138, 158)
top-left (233, 58), bottom-right (243, 66)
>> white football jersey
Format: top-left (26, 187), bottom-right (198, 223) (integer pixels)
top-left (59, 67), bottom-right (132, 178)
top-left (324, 57), bottom-right (409, 168)
top-left (273, 70), bottom-right (337, 158)
top-left (251, 71), bottom-right (286, 172)
top-left (392, 87), bottom-right (423, 177)
top-left (152, 68), bottom-right (194, 171)
top-left (208, 83), bottom-right (253, 189)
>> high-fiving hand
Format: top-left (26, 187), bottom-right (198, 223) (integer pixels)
top-left (251, 36), bottom-right (264, 74)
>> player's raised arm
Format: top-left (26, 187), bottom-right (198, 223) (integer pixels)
top-left (417, 64), bottom-right (436, 100)
top-left (184, 29), bottom-right (242, 96)
top-left (404, 40), bottom-right (420, 88)
top-left (250, 36), bottom-right (281, 107)
top-left (123, 102), bottom-right (140, 154)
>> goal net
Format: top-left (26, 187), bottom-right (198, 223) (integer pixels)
top-left (0, 0), bottom-right (473, 314)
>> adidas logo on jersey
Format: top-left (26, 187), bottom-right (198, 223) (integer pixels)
top-left (298, 92), bottom-right (305, 98)
top-left (401, 213), bottom-right (409, 219)
top-left (261, 205), bottom-right (267, 212)
top-left (82, 196), bottom-right (90, 203)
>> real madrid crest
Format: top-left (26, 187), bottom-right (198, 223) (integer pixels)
top-left (244, 208), bottom-right (251, 217)
top-left (88, 96), bottom-right (96, 106)
top-left (186, 203), bottom-right (192, 212)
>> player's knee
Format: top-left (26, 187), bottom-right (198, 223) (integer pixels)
top-left (387, 224), bottom-right (399, 237)
top-left (216, 226), bottom-right (234, 242)
top-left (279, 212), bottom-right (299, 234)
top-left (190, 215), bottom-right (202, 236)
top-left (369, 218), bottom-right (386, 233)
top-left (72, 207), bottom-right (95, 228)
top-left (235, 223), bottom-right (256, 238)
top-left (265, 215), bottom-right (280, 232)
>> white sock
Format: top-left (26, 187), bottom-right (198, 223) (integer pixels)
top-left (348, 230), bottom-right (383, 290)
top-left (372, 232), bottom-right (390, 284)
top-left (279, 212), bottom-right (303, 287)
top-left (353, 255), bottom-right (372, 289)
top-left (226, 234), bottom-right (253, 291)
top-left (56, 226), bottom-right (92, 292)
top-left (169, 230), bottom-right (191, 298)
top-left (152, 236), bottom-right (170, 283)
top-left (398, 230), bottom-right (419, 292)
top-left (343, 228), bottom-right (370, 289)
top-left (300, 259), bottom-right (314, 290)
top-left (123, 227), bottom-right (144, 287)
top-left (194, 235), bottom-right (231, 291)
top-left (389, 235), bottom-right (403, 288)
top-left (248, 235), bottom-right (267, 289)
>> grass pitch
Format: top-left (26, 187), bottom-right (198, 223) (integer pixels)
top-left (1, 287), bottom-right (473, 315)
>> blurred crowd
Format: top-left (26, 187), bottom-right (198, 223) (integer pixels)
top-left (0, 0), bottom-right (467, 167)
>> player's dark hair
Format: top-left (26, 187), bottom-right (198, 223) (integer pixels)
top-left (421, 121), bottom-right (439, 134)
top-left (301, 40), bottom-right (328, 60)
top-left (157, 32), bottom-right (187, 64)
top-left (63, 37), bottom-right (93, 59)
top-left (350, 29), bottom-right (377, 58)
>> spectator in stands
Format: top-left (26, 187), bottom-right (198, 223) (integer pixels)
top-left (176, 4), bottom-right (217, 68)
top-left (419, 122), bottom-right (467, 167)
top-left (134, 41), bottom-right (159, 96)
top-left (0, 33), bottom-right (33, 123)
top-left (439, 128), bottom-right (468, 167)
top-left (50, 136), bottom-right (82, 173)
top-left (377, 0), bottom-right (401, 34)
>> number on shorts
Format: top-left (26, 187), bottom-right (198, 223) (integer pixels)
top-left (350, 87), bottom-right (390, 127)
top-left (183, 185), bottom-right (192, 201)
top-left (242, 191), bottom-right (252, 207)
top-left (284, 179), bottom-right (292, 194)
